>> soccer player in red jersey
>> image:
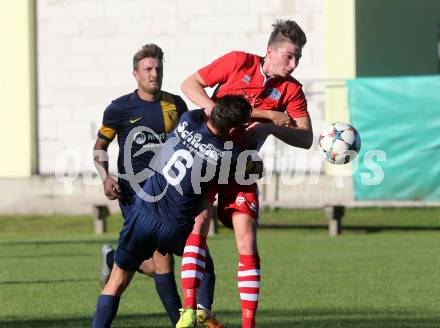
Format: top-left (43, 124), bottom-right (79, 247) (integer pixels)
top-left (179, 19), bottom-right (313, 328)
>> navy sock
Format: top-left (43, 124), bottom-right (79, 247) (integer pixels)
top-left (154, 272), bottom-right (182, 326)
top-left (198, 249), bottom-right (215, 310)
top-left (92, 294), bottom-right (120, 328)
top-left (106, 250), bottom-right (115, 268)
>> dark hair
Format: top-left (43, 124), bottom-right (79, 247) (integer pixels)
top-left (210, 95), bottom-right (251, 134)
top-left (268, 19), bottom-right (307, 48)
top-left (133, 43), bottom-right (164, 70)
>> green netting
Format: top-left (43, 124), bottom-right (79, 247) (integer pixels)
top-left (347, 76), bottom-right (440, 201)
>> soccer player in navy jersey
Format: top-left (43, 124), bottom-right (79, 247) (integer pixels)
top-left (92, 95), bottom-right (258, 328)
top-left (93, 43), bottom-right (217, 326)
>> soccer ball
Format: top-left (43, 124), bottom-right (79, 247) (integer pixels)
top-left (319, 122), bottom-right (361, 164)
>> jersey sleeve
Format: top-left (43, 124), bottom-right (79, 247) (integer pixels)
top-left (228, 147), bottom-right (263, 182)
top-left (97, 102), bottom-right (120, 141)
top-left (285, 86), bottom-right (309, 119)
top-left (198, 51), bottom-right (239, 87)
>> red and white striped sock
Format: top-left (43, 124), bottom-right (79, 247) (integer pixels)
top-left (238, 254), bottom-right (260, 328)
top-left (181, 233), bottom-right (207, 309)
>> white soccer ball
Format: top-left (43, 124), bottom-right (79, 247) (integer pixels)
top-left (319, 122), bottom-right (361, 164)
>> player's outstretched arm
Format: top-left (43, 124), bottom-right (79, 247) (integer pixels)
top-left (271, 115), bottom-right (313, 149)
top-left (93, 137), bottom-right (121, 200)
top-left (181, 72), bottom-right (216, 115)
top-left (242, 116), bottom-right (313, 150)
top-left (251, 109), bottom-right (292, 127)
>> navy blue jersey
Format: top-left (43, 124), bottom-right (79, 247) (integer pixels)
top-left (134, 110), bottom-right (243, 230)
top-left (98, 90), bottom-right (188, 197)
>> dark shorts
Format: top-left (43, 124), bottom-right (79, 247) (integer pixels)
top-left (114, 205), bottom-right (190, 271)
top-left (118, 189), bottom-right (135, 220)
top-left (118, 200), bottom-right (132, 220)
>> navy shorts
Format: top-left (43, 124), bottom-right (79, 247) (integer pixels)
top-left (118, 190), bottom-right (135, 220)
top-left (114, 205), bottom-right (190, 271)
top-left (118, 200), bottom-right (131, 220)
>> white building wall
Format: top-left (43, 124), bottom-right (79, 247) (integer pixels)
top-left (37, 0), bottom-right (325, 174)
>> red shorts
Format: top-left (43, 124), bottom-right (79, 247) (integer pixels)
top-left (204, 123), bottom-right (261, 229)
top-left (206, 182), bottom-right (259, 229)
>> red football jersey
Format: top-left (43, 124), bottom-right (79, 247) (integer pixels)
top-left (198, 51), bottom-right (308, 119)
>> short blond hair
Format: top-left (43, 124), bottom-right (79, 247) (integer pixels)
top-left (133, 44), bottom-right (164, 70)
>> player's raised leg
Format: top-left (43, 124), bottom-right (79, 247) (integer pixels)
top-left (178, 218), bottom-right (224, 327)
top-left (176, 200), bottom-right (223, 328)
top-left (178, 234), bottom-right (207, 328)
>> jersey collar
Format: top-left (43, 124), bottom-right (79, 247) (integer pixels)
top-left (259, 56), bottom-right (280, 87)
top-left (133, 89), bottom-right (162, 103)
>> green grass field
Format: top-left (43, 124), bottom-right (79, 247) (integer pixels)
top-left (1, 208), bottom-right (440, 327)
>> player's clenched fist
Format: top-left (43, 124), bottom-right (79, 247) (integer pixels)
top-left (103, 175), bottom-right (121, 200)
